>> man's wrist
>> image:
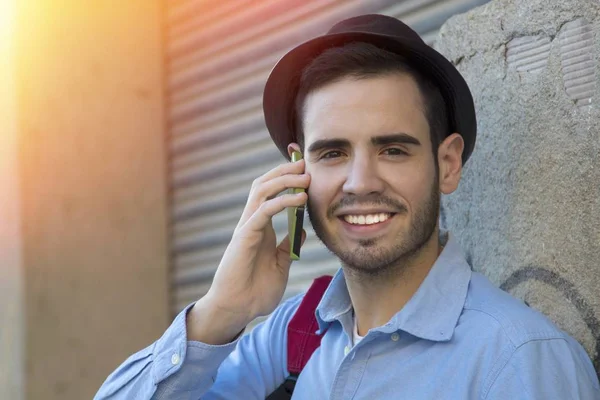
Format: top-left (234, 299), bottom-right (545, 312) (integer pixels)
top-left (186, 297), bottom-right (248, 345)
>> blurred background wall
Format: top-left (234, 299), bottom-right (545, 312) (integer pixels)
top-left (0, 0), bottom-right (24, 398)
top-left (1, 1), bottom-right (169, 399)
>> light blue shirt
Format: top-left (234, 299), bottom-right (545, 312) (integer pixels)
top-left (95, 233), bottom-right (600, 399)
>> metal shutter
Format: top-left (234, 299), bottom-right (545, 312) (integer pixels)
top-left (165, 0), bottom-right (490, 317)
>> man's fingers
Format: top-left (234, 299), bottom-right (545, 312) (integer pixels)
top-left (253, 173), bottom-right (310, 201)
top-left (238, 172), bottom-right (309, 226)
top-left (252, 159), bottom-right (305, 187)
top-left (244, 192), bottom-right (307, 232)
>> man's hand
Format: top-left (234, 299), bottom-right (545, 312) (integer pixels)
top-left (187, 158), bottom-right (309, 345)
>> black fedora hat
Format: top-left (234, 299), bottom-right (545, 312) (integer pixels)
top-left (263, 14), bottom-right (477, 165)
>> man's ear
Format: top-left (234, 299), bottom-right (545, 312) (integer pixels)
top-left (438, 133), bottom-right (464, 195)
top-left (287, 143), bottom-right (302, 158)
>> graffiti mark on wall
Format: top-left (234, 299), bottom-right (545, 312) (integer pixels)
top-left (500, 266), bottom-right (600, 377)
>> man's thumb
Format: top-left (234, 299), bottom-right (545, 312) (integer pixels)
top-left (276, 229), bottom-right (307, 266)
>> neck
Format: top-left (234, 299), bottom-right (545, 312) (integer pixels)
top-left (344, 228), bottom-right (442, 336)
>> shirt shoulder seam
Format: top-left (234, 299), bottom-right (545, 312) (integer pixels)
top-left (481, 337), bottom-right (572, 399)
top-left (463, 303), bottom-right (566, 348)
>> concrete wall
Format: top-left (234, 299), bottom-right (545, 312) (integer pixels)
top-left (6, 1), bottom-right (170, 399)
top-left (437, 0), bottom-right (600, 376)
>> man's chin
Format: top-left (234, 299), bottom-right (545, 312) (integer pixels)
top-left (326, 231), bottom-right (434, 273)
top-left (324, 240), bottom-right (397, 267)
top-left (337, 230), bottom-right (402, 249)
top-left (320, 228), bottom-right (399, 253)
top-left (336, 250), bottom-right (401, 276)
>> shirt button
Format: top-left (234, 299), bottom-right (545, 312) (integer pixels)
top-left (391, 332), bottom-right (400, 342)
top-left (171, 353), bottom-right (180, 365)
top-left (344, 345), bottom-right (350, 355)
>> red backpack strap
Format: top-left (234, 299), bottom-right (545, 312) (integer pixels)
top-left (286, 275), bottom-right (333, 375)
top-left (265, 275), bottom-right (333, 400)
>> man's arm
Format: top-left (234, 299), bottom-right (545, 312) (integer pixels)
top-left (95, 159), bottom-right (310, 399)
top-left (94, 301), bottom-right (236, 400)
top-left (484, 338), bottom-right (600, 400)
top-left (95, 294), bottom-right (302, 399)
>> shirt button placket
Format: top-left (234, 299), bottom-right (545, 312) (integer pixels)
top-left (342, 346), bottom-right (367, 399)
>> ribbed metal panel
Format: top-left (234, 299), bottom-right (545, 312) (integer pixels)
top-left (506, 35), bottom-right (551, 73)
top-left (559, 18), bottom-right (595, 107)
top-left (166, 0), bottom-right (490, 316)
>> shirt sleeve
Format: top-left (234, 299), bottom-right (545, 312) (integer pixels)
top-left (484, 337), bottom-right (600, 400)
top-left (94, 294), bottom-right (304, 400)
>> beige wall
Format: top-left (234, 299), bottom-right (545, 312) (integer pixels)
top-left (0, 0), bottom-right (24, 398)
top-left (9, 1), bottom-right (170, 399)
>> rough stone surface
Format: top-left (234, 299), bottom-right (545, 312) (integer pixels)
top-left (436, 0), bottom-right (600, 376)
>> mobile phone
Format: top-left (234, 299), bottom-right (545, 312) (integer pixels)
top-left (288, 151), bottom-right (305, 260)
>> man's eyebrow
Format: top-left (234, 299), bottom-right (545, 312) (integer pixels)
top-left (371, 133), bottom-right (421, 146)
top-left (307, 138), bottom-right (351, 154)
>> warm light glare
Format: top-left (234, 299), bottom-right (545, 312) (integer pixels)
top-left (0, 0), bottom-right (14, 41)
top-left (0, 0), bottom-right (16, 156)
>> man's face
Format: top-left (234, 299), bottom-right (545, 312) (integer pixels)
top-left (301, 73), bottom-right (440, 276)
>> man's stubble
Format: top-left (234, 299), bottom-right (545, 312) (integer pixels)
top-left (307, 173), bottom-right (440, 280)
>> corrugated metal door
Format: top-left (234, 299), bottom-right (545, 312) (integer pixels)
top-left (165, 0), bottom-right (490, 317)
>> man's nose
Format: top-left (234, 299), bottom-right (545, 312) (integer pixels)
top-left (342, 155), bottom-right (385, 196)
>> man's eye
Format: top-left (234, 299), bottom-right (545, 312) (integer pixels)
top-left (322, 151), bottom-right (343, 159)
top-left (383, 147), bottom-right (408, 156)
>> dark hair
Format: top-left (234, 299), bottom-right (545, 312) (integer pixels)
top-left (294, 42), bottom-right (448, 162)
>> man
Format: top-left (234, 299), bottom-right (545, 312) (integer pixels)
top-left (96, 14), bottom-right (599, 399)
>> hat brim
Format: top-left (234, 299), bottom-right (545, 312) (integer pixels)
top-left (263, 31), bottom-right (476, 165)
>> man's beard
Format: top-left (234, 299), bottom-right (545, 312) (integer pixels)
top-left (307, 177), bottom-right (440, 278)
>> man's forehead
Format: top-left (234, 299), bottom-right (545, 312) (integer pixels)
top-left (304, 73), bottom-right (423, 109)
top-left (304, 77), bottom-right (426, 121)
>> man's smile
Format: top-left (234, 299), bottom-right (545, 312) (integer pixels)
top-left (342, 212), bottom-right (393, 225)
top-left (337, 212), bottom-right (398, 237)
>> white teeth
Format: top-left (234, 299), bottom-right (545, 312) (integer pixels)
top-left (343, 213), bottom-right (391, 225)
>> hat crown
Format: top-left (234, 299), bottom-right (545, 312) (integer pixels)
top-left (327, 14), bottom-right (423, 43)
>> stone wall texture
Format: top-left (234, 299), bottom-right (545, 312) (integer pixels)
top-left (436, 0), bottom-right (600, 376)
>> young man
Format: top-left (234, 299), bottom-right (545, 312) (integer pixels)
top-left (96, 14), bottom-right (599, 399)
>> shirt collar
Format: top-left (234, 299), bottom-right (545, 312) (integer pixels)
top-left (315, 231), bottom-right (472, 342)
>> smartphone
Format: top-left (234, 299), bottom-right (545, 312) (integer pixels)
top-left (288, 151), bottom-right (305, 260)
